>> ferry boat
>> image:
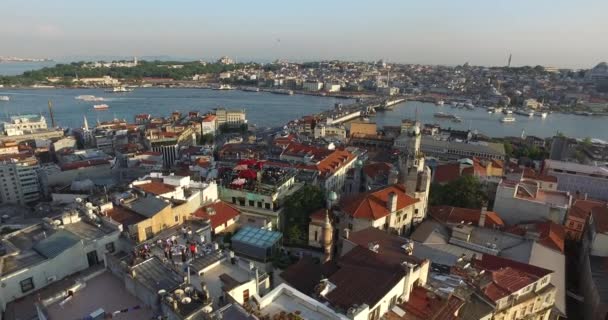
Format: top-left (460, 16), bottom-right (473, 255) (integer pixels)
top-left (93, 104), bottom-right (109, 110)
top-left (500, 116), bottom-right (516, 123)
top-left (213, 84), bottom-right (233, 90)
top-left (75, 95), bottom-right (104, 102)
top-left (536, 111), bottom-right (548, 118)
top-left (0, 96), bottom-right (9, 101)
top-left (515, 109), bottom-right (534, 117)
top-left (270, 89), bottom-right (294, 95)
top-left (242, 87), bottom-right (260, 92)
top-left (106, 86), bottom-right (133, 93)
top-left (434, 112), bottom-right (455, 119)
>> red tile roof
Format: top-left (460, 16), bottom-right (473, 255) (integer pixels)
top-left (104, 206), bottom-right (145, 225)
top-left (429, 205), bottom-right (504, 228)
top-left (346, 227), bottom-right (422, 266)
top-left (135, 181), bottom-right (176, 195)
top-left (340, 184), bottom-right (419, 220)
top-left (299, 149), bottom-right (356, 178)
top-left (387, 286), bottom-right (464, 320)
top-left (462, 158), bottom-right (487, 177)
top-left (433, 163), bottom-right (461, 184)
top-left (362, 162), bottom-right (393, 179)
top-left (193, 201), bottom-right (241, 230)
top-left (568, 199), bottom-right (608, 233)
top-left (504, 221), bottom-right (565, 253)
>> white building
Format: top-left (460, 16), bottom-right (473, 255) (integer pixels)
top-left (493, 178), bottom-right (572, 225)
top-left (303, 81), bottom-right (323, 92)
top-left (0, 155), bottom-right (41, 204)
top-left (543, 159), bottom-right (608, 201)
top-left (324, 83), bottom-right (341, 92)
top-left (2, 115), bottom-right (48, 136)
top-left (201, 115), bottom-right (217, 136)
top-left (0, 210), bottom-right (122, 312)
top-left (214, 108), bottom-right (247, 128)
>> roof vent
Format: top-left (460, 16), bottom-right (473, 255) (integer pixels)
top-left (206, 207), bottom-right (216, 216)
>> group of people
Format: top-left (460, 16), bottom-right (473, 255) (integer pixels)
top-left (159, 232), bottom-right (199, 265)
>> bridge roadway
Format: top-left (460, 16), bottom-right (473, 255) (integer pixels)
top-left (319, 95), bottom-right (408, 125)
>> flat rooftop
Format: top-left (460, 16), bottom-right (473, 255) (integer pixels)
top-left (198, 259), bottom-right (254, 300)
top-left (45, 271), bottom-right (154, 320)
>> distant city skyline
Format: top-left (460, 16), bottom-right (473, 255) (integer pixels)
top-left (2, 0), bottom-right (607, 68)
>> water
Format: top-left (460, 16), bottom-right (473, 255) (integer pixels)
top-left (0, 88), bottom-right (351, 129)
top-left (0, 61), bottom-right (57, 76)
top-left (0, 88), bottom-right (605, 139)
top-left (372, 101), bottom-right (608, 140)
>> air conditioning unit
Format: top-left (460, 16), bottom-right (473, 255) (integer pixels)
top-left (47, 276), bottom-right (57, 283)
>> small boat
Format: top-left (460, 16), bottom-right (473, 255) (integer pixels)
top-left (487, 107), bottom-right (495, 114)
top-left (106, 86), bottom-right (133, 93)
top-left (0, 96), bottom-right (9, 101)
top-left (452, 116), bottom-right (463, 123)
top-left (434, 112), bottom-right (455, 119)
top-left (436, 100), bottom-right (445, 106)
top-left (536, 111), bottom-right (548, 118)
top-left (500, 116), bottom-right (516, 123)
top-left (494, 107), bottom-right (503, 113)
top-left (503, 109), bottom-right (513, 115)
top-left (93, 104), bottom-right (109, 110)
top-left (214, 84), bottom-right (233, 90)
top-left (465, 103), bottom-right (475, 109)
top-left (515, 109), bottom-right (534, 117)
top-left (242, 87), bottom-right (260, 92)
top-left (75, 95), bottom-right (104, 101)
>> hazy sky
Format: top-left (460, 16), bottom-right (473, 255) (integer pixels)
top-left (1, 0), bottom-right (607, 68)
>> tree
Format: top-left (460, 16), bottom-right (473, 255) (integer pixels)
top-left (283, 185), bottom-right (325, 245)
top-left (430, 175), bottom-right (488, 209)
top-left (503, 142), bottom-right (514, 157)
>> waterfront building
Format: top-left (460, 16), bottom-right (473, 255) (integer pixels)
top-left (201, 114), bottom-right (217, 136)
top-left (302, 80), bottom-right (323, 92)
top-left (324, 82), bottom-right (341, 92)
top-left (313, 123), bottom-right (346, 139)
top-left (349, 121), bottom-right (377, 137)
top-left (2, 115), bottom-right (48, 136)
top-left (542, 159), bottom-right (608, 201)
top-left (0, 154), bottom-right (41, 204)
top-left (417, 136), bottom-right (506, 161)
top-left (214, 108), bottom-right (247, 128)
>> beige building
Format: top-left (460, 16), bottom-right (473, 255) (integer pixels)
top-left (214, 108), bottom-right (247, 128)
top-left (0, 154), bottom-right (41, 204)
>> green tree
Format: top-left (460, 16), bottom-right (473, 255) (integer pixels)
top-left (430, 175), bottom-right (488, 209)
top-left (503, 142), bottom-right (514, 157)
top-left (283, 185), bottom-right (325, 245)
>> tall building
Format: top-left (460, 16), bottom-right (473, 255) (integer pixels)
top-left (0, 155), bottom-right (41, 204)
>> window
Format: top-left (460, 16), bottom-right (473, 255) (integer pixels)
top-left (239, 199), bottom-right (245, 206)
top-left (174, 215), bottom-right (179, 223)
top-left (145, 226), bottom-right (153, 240)
top-left (265, 203), bottom-right (271, 210)
top-left (257, 201), bottom-right (262, 208)
top-left (348, 223), bottom-right (353, 230)
top-left (415, 209), bottom-right (419, 214)
top-left (232, 197), bottom-right (236, 204)
top-left (314, 230), bottom-right (318, 241)
top-left (243, 289), bottom-right (250, 303)
top-left (105, 242), bottom-right (115, 253)
top-left (20, 277), bottom-right (34, 293)
top-left (249, 200), bottom-right (254, 206)
top-left (368, 306), bottom-right (380, 320)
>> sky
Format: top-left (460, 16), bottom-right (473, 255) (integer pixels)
top-left (1, 0), bottom-right (607, 68)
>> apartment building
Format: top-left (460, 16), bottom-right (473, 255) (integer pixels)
top-left (214, 108), bottom-right (247, 128)
top-left (0, 154), bottom-right (41, 204)
top-left (543, 159), bottom-right (608, 201)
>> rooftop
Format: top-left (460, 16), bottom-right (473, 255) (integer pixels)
top-left (123, 196), bottom-right (170, 218)
top-left (193, 200), bottom-right (241, 230)
top-left (340, 184), bottom-right (419, 220)
top-left (232, 226), bottom-right (282, 249)
top-left (130, 256), bottom-right (184, 292)
top-left (429, 205), bottom-right (505, 228)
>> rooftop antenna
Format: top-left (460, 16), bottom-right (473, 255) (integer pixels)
top-left (507, 53), bottom-right (512, 68)
top-left (47, 100), bottom-right (56, 128)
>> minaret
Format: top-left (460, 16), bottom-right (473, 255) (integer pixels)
top-left (83, 116), bottom-right (89, 131)
top-left (322, 210), bottom-right (333, 262)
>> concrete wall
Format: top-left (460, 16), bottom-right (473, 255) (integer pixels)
top-left (591, 233), bottom-right (608, 257)
top-left (0, 242), bottom-right (88, 311)
top-left (493, 185), bottom-right (567, 225)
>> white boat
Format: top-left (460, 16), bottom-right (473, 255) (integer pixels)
top-left (0, 96), bottom-right (9, 101)
top-left (536, 111), bottom-right (548, 118)
top-left (75, 95), bottom-right (104, 102)
top-left (494, 107), bottom-right (503, 113)
top-left (242, 87), bottom-right (260, 92)
top-left (436, 100), bottom-right (444, 106)
top-left (93, 104), bottom-right (109, 110)
top-left (503, 109), bottom-right (513, 115)
top-left (515, 109), bottom-right (534, 117)
top-left (214, 84), bottom-right (233, 90)
top-left (487, 107), bottom-right (495, 114)
top-left (500, 116), bottom-right (516, 123)
top-left (105, 86), bottom-right (133, 93)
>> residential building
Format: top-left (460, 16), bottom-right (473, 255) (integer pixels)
top-left (428, 205), bottom-right (505, 229)
top-left (565, 198), bottom-right (596, 241)
top-left (337, 184), bottom-right (420, 235)
top-left (201, 114), bottom-right (216, 136)
top-left (493, 178), bottom-right (572, 225)
top-left (411, 219), bottom-right (566, 318)
top-left (0, 154), bottom-right (41, 204)
top-left (385, 285), bottom-right (465, 320)
top-left (324, 83), bottom-right (341, 92)
top-left (214, 108), bottom-right (247, 128)
top-left (542, 159), bottom-right (608, 201)
top-left (192, 200), bottom-right (240, 234)
top-left (313, 124), bottom-right (346, 139)
top-left (281, 227), bottom-right (430, 320)
top-left (0, 210), bottom-right (121, 312)
top-left (361, 162), bottom-right (394, 191)
top-left (218, 163), bottom-right (302, 228)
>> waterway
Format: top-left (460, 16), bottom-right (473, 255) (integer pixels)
top-left (0, 88), bottom-right (351, 129)
top-left (372, 101), bottom-right (608, 140)
top-left (0, 61), bottom-right (57, 76)
top-left (0, 87), bottom-right (605, 139)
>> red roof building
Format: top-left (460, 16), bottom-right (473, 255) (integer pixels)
top-left (433, 163), bottom-right (461, 184)
top-left (429, 205), bottom-right (505, 228)
top-left (193, 201), bottom-right (240, 234)
top-left (386, 286), bottom-right (464, 320)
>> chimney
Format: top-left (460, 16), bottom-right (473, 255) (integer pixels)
top-left (478, 206), bottom-right (487, 227)
top-left (343, 228), bottom-right (350, 240)
top-left (387, 192), bottom-right (398, 213)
